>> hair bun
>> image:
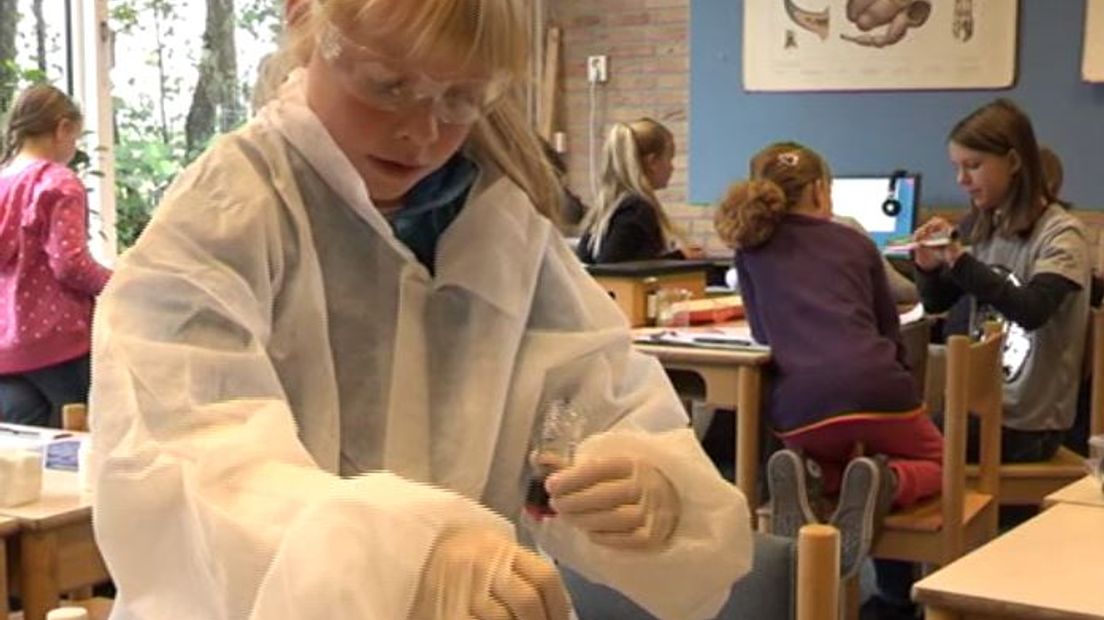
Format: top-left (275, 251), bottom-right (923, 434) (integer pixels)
top-left (715, 179), bottom-right (788, 249)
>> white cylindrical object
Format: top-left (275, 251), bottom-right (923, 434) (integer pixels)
top-left (553, 130), bottom-right (567, 154)
top-left (77, 440), bottom-right (93, 493)
top-left (47, 607), bottom-right (89, 620)
top-left (0, 449), bottom-right (43, 507)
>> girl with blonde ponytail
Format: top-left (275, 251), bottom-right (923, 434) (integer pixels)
top-left (577, 118), bottom-right (701, 262)
top-left (716, 142), bottom-right (942, 584)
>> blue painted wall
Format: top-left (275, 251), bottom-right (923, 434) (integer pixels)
top-left (690, 0), bottom-right (1104, 209)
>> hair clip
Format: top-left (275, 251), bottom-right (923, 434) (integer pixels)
top-left (777, 152), bottom-right (800, 167)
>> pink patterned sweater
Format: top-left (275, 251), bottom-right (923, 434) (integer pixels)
top-left (0, 159), bottom-right (112, 373)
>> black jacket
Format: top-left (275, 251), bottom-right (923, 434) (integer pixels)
top-left (576, 195), bottom-right (683, 263)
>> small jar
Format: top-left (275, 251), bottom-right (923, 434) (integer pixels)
top-left (524, 400), bottom-right (584, 519)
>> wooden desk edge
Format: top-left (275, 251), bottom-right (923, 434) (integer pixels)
top-left (0, 516), bottom-right (19, 537)
top-left (913, 586), bottom-right (1104, 620)
top-left (1, 506), bottom-right (93, 532)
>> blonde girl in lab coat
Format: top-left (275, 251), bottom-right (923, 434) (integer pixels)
top-left (88, 0), bottom-right (752, 619)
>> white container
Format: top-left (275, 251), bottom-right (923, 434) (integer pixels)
top-left (46, 606), bottom-right (89, 619)
top-left (1089, 435), bottom-right (1104, 483)
top-left (0, 448), bottom-right (42, 507)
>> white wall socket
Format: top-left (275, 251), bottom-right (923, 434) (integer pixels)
top-left (587, 55), bottom-right (608, 83)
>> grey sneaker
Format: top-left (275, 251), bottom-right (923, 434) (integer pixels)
top-left (767, 449), bottom-right (820, 538)
top-left (830, 457), bottom-right (881, 579)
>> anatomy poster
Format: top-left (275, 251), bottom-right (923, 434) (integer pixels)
top-left (1086, 0), bottom-right (1104, 82)
top-left (743, 0), bottom-right (1019, 91)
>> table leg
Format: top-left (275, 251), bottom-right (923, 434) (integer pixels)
top-left (736, 365), bottom-right (762, 515)
top-left (20, 530), bottom-right (60, 620)
top-left (0, 537), bottom-right (8, 617)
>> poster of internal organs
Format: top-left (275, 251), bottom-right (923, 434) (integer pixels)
top-left (743, 0), bottom-right (1019, 91)
top-left (1085, 0), bottom-right (1104, 82)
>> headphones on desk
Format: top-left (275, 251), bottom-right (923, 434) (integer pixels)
top-left (882, 169), bottom-right (908, 217)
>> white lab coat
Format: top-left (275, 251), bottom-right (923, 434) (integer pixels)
top-left (90, 72), bottom-right (751, 620)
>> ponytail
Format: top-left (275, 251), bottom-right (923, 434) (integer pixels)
top-left (715, 179), bottom-right (788, 249)
top-left (715, 141), bottom-right (830, 249)
top-left (581, 118), bottom-right (681, 256)
top-left (0, 131), bottom-right (17, 167)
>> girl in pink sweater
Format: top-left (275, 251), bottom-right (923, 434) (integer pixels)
top-left (0, 85), bottom-right (112, 427)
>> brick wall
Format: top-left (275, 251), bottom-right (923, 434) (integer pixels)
top-left (549, 0), bottom-right (726, 252)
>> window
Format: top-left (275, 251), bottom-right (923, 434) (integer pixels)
top-left (106, 0), bottom-right (282, 251)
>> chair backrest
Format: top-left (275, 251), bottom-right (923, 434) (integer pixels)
top-left (1090, 307), bottom-right (1104, 438)
top-left (941, 324), bottom-right (1003, 560)
top-left (62, 403), bottom-right (89, 432)
top-left (969, 322), bottom-right (1004, 496)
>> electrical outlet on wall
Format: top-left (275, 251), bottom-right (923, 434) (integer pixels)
top-left (587, 55), bottom-right (608, 83)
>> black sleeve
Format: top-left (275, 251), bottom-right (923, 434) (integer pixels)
top-left (915, 265), bottom-right (965, 314)
top-left (949, 253), bottom-right (1082, 331)
top-left (592, 199), bottom-right (666, 263)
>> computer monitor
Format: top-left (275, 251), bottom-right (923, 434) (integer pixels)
top-left (831, 174), bottom-right (921, 250)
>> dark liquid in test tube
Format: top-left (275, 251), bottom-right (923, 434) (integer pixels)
top-left (524, 475), bottom-right (555, 519)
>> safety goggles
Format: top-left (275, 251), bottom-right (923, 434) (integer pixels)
top-left (317, 21), bottom-right (510, 125)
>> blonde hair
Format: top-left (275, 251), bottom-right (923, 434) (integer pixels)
top-left (267, 0), bottom-right (561, 221)
top-left (715, 142), bottom-right (829, 249)
top-left (1, 84), bottom-right (82, 166)
top-left (580, 118), bottom-right (681, 257)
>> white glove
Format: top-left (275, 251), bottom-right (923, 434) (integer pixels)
top-left (410, 527), bottom-right (571, 620)
top-left (545, 456), bottom-right (680, 550)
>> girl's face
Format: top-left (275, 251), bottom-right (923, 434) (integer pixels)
top-left (645, 141), bottom-right (675, 191)
top-left (948, 141), bottom-right (1019, 211)
top-left (306, 25), bottom-right (493, 208)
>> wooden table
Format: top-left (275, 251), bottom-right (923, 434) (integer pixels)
top-left (634, 335), bottom-right (772, 508)
top-left (1043, 475), bottom-right (1104, 509)
top-left (1, 468), bottom-right (109, 620)
top-left (913, 503), bottom-right (1104, 619)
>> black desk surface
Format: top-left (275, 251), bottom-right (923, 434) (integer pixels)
top-left (585, 259), bottom-right (714, 277)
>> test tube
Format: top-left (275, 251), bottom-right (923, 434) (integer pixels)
top-left (524, 399), bottom-right (583, 520)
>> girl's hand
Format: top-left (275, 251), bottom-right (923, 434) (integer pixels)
top-left (545, 456), bottom-right (680, 550)
top-left (912, 217), bottom-right (955, 271)
top-left (682, 244), bottom-right (706, 260)
top-left (412, 528), bottom-right (570, 620)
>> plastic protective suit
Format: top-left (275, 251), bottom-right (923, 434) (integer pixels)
top-left (89, 71), bottom-right (752, 620)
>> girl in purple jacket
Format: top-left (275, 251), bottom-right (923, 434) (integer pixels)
top-left (715, 142), bottom-right (942, 580)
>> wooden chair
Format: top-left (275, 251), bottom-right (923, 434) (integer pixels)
top-left (61, 403), bottom-right (88, 433)
top-left (964, 306), bottom-right (1104, 506)
top-left (869, 327), bottom-right (1003, 567)
top-left (562, 524), bottom-right (841, 620)
top-left (840, 328), bottom-right (1004, 618)
top-left (1089, 307), bottom-right (1104, 439)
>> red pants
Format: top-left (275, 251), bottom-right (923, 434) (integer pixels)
top-left (779, 410), bottom-right (943, 508)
